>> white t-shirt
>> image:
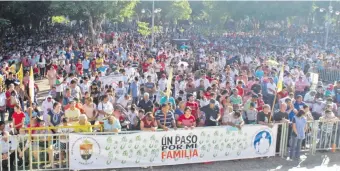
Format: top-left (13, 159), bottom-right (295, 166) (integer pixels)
top-left (158, 78), bottom-right (167, 92)
top-left (55, 77), bottom-right (64, 92)
top-left (117, 96), bottom-right (130, 108)
top-left (266, 82), bottom-right (276, 95)
top-left (115, 87), bottom-right (126, 99)
top-left (97, 101), bottom-right (114, 121)
top-left (80, 82), bottom-right (91, 94)
top-left (0, 92), bottom-right (6, 106)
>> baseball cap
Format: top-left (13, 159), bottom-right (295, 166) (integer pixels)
top-left (209, 99), bottom-right (216, 104)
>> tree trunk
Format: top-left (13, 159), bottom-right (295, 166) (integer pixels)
top-left (88, 15), bottom-right (97, 44)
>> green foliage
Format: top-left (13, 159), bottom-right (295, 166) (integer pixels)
top-left (137, 21), bottom-right (162, 36)
top-left (0, 18), bottom-right (10, 27)
top-left (51, 16), bottom-right (68, 24)
top-left (137, 21), bottom-right (151, 36)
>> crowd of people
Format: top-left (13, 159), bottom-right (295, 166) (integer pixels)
top-left (0, 24), bottom-right (340, 170)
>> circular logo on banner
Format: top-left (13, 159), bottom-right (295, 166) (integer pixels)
top-left (253, 130), bottom-right (272, 155)
top-left (71, 137), bottom-right (101, 165)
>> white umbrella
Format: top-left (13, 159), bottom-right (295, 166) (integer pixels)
top-left (178, 61), bottom-right (188, 67)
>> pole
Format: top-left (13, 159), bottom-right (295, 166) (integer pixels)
top-left (325, 0), bottom-right (332, 49)
top-left (29, 98), bottom-right (33, 170)
top-left (269, 92), bottom-right (277, 123)
top-left (151, 0), bottom-right (155, 47)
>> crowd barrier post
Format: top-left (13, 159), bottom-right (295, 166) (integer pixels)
top-left (279, 122), bottom-right (289, 158)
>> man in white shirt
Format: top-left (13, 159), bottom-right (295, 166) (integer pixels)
top-left (304, 90), bottom-right (316, 107)
top-left (158, 74), bottom-right (167, 92)
top-left (55, 73), bottom-right (65, 102)
top-left (115, 81), bottom-right (127, 99)
top-left (80, 77), bottom-right (91, 96)
top-left (195, 74), bottom-right (210, 90)
top-left (266, 77), bottom-right (276, 106)
top-left (82, 58), bottom-right (90, 75)
top-left (1, 131), bottom-right (15, 170)
top-left (0, 87), bottom-right (6, 122)
top-left (312, 98), bottom-right (325, 120)
top-left (116, 94), bottom-right (131, 109)
top-left (97, 95), bottom-right (114, 123)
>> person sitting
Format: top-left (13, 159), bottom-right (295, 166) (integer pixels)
top-left (1, 131), bottom-right (15, 170)
top-left (177, 107), bottom-right (196, 129)
top-left (140, 112), bottom-right (158, 131)
top-left (73, 114), bottom-right (92, 133)
top-left (103, 115), bottom-right (121, 133)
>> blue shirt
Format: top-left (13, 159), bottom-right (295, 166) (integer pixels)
top-left (159, 96), bottom-right (176, 107)
top-left (174, 108), bottom-right (184, 116)
top-left (82, 59), bottom-right (90, 69)
top-left (292, 116), bottom-right (307, 139)
top-left (255, 70), bottom-right (264, 79)
top-left (155, 110), bottom-right (175, 128)
top-left (294, 101), bottom-right (306, 111)
top-left (103, 119), bottom-right (121, 132)
top-left (130, 82), bottom-right (139, 97)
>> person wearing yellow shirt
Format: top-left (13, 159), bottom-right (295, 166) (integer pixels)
top-left (73, 114), bottom-right (92, 133)
top-left (65, 101), bottom-right (81, 123)
top-left (95, 57), bottom-right (104, 69)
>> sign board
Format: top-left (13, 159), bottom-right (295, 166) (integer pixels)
top-left (99, 73), bottom-right (124, 88)
top-left (69, 125), bottom-right (278, 170)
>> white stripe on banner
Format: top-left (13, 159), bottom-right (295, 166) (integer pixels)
top-left (69, 125), bottom-right (278, 170)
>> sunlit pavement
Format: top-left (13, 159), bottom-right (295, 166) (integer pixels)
top-left (109, 153), bottom-right (340, 171)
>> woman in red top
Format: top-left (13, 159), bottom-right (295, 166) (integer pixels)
top-left (12, 104), bottom-right (25, 133)
top-left (177, 107), bottom-right (196, 129)
top-left (76, 59), bottom-right (83, 76)
top-left (140, 112), bottom-right (158, 131)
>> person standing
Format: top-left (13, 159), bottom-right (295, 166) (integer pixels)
top-left (47, 67), bottom-right (57, 89)
top-left (289, 110), bottom-right (307, 161)
top-left (200, 99), bottom-right (221, 126)
top-left (155, 103), bottom-right (177, 131)
top-left (130, 77), bottom-right (139, 105)
top-left (0, 86), bottom-right (6, 122)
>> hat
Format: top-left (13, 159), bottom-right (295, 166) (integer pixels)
top-left (209, 99), bottom-right (216, 104)
top-left (47, 95), bottom-right (52, 99)
top-left (316, 98), bottom-right (323, 101)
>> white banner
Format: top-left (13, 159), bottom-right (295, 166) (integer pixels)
top-left (69, 125), bottom-right (278, 170)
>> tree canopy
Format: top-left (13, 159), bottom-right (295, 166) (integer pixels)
top-left (0, 1), bottom-right (338, 35)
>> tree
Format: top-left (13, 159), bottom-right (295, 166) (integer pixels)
top-left (51, 1), bottom-right (138, 44)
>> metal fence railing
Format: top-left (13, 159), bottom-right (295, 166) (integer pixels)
top-left (317, 68), bottom-right (340, 83)
top-left (1, 121), bottom-right (340, 171)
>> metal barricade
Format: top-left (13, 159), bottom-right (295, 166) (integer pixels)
top-left (313, 120), bottom-right (340, 153)
top-left (317, 68), bottom-right (340, 83)
top-left (2, 122), bottom-right (340, 171)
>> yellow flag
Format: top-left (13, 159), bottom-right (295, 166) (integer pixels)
top-left (16, 64), bottom-right (23, 84)
top-left (29, 67), bottom-right (35, 103)
top-left (165, 68), bottom-right (173, 98)
top-left (277, 65), bottom-right (284, 92)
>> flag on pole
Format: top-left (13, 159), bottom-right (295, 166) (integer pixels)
top-left (276, 65), bottom-right (284, 92)
top-left (165, 68), bottom-right (173, 98)
top-left (29, 67), bottom-right (35, 103)
top-left (16, 64), bottom-right (24, 84)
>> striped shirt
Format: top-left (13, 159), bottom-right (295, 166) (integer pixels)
top-left (155, 110), bottom-right (175, 128)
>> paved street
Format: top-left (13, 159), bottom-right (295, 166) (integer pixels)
top-left (114, 153), bottom-right (340, 171)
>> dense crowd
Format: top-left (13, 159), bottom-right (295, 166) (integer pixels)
top-left (0, 24), bottom-right (340, 170)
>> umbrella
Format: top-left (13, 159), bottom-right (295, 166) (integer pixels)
top-left (180, 45), bottom-right (189, 50)
top-left (265, 60), bottom-right (279, 66)
top-left (178, 61), bottom-right (188, 67)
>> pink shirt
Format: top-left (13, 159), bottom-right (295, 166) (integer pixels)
top-left (295, 80), bottom-right (308, 92)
